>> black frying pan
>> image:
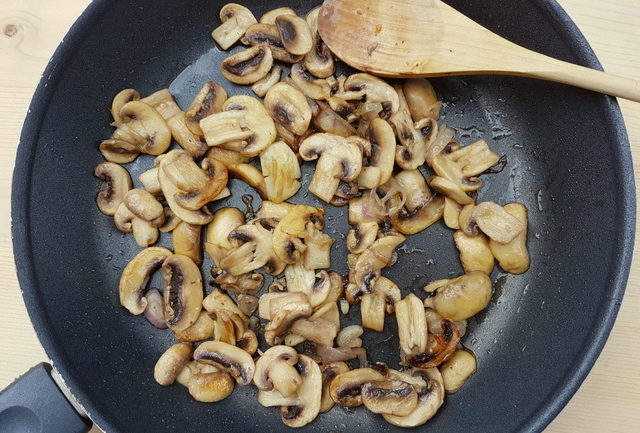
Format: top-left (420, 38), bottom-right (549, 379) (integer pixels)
top-left (4, 0), bottom-right (635, 432)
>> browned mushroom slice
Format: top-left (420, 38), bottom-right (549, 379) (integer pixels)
top-left (343, 73), bottom-right (399, 119)
top-left (390, 169), bottom-right (445, 234)
top-left (158, 163), bottom-right (214, 226)
top-left (188, 371), bottom-right (235, 403)
top-left (110, 88), bottom-right (141, 125)
top-left (163, 254), bottom-right (203, 332)
top-left (119, 247), bottom-right (173, 315)
top-left (304, 8), bottom-right (336, 78)
top-left (95, 162), bottom-right (132, 216)
top-left (360, 276), bottom-right (401, 332)
top-left (211, 3), bottom-right (257, 50)
top-left (393, 97), bottom-right (439, 170)
top-left (312, 100), bottom-right (358, 136)
top-left (346, 221), bottom-right (378, 254)
top-left (259, 7), bottom-right (297, 24)
top-left (138, 167), bottom-right (161, 195)
top-left (403, 78), bottom-right (442, 121)
top-left (395, 294), bottom-right (429, 357)
top-left (382, 368), bottom-right (445, 427)
top-left (141, 89), bottom-right (181, 121)
top-left (319, 362), bottom-right (350, 413)
top-left (226, 163), bottom-right (267, 198)
top-left (272, 204), bottom-right (325, 264)
top-left (221, 45), bottom-right (273, 85)
top-left (489, 203), bottom-right (530, 274)
top-left (424, 271), bottom-right (492, 321)
top-left (443, 196), bottom-right (462, 229)
top-left (440, 349), bottom-right (477, 394)
top-left (407, 318), bottom-right (461, 369)
top-left (184, 81), bottom-right (228, 136)
top-left (361, 380), bottom-right (419, 416)
top-left (114, 189), bottom-right (165, 247)
top-left (299, 133), bottom-right (365, 203)
top-left (112, 101), bottom-right (172, 156)
top-left (454, 230), bottom-right (494, 274)
top-left (173, 311), bottom-right (215, 342)
top-left (167, 112), bottom-right (208, 159)
top-left (206, 146), bottom-right (250, 167)
top-left (154, 343), bottom-right (194, 386)
top-left (193, 341), bottom-right (255, 386)
top-left (264, 293), bottom-right (313, 346)
top-left (254, 345), bottom-right (302, 397)
top-left (329, 368), bottom-right (385, 407)
top-left (460, 201), bottom-right (525, 243)
top-left (204, 207), bottom-right (245, 266)
top-left (241, 23), bottom-right (304, 63)
top-left (275, 14), bottom-right (313, 56)
top-left (265, 83), bottom-right (312, 136)
top-left (173, 221), bottom-right (202, 266)
top-left (358, 118), bottom-right (396, 189)
top-left (98, 139), bottom-right (140, 164)
top-left (122, 188), bottom-right (164, 226)
top-left (251, 65), bottom-right (283, 98)
top-left (289, 63), bottom-right (333, 100)
top-left (260, 141), bottom-right (301, 204)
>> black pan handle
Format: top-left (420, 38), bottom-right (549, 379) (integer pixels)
top-left (0, 363), bottom-right (92, 433)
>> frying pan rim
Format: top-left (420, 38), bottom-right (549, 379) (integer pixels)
top-left (10, 0), bottom-right (636, 432)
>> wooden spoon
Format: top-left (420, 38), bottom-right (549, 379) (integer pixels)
top-left (318, 0), bottom-right (640, 102)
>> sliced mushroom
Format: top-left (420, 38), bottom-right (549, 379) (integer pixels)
top-left (211, 3), bottom-right (258, 50)
top-left (395, 293), bottom-right (429, 357)
top-left (360, 276), bottom-right (401, 332)
top-left (440, 349), bottom-right (477, 394)
top-left (299, 133), bottom-right (365, 203)
top-left (361, 380), bottom-right (419, 416)
top-left (406, 316), bottom-right (460, 369)
top-left (488, 202), bottom-right (530, 274)
top-left (202, 289), bottom-right (248, 345)
top-left (98, 138), bottom-right (140, 164)
top-left (275, 14), bottom-right (313, 56)
top-left (454, 231), bottom-right (494, 274)
top-left (212, 269), bottom-right (264, 295)
top-left (237, 329), bottom-right (258, 355)
top-left (288, 63), bottom-right (333, 100)
top-left (252, 65), bottom-right (283, 98)
top-left (264, 292), bottom-right (313, 345)
top-left (200, 95), bottom-right (276, 157)
top-left (257, 201), bottom-right (294, 220)
top-left (289, 316), bottom-right (338, 347)
top-left (311, 100), bottom-right (358, 137)
top-left (157, 160), bottom-right (213, 226)
top-left (260, 140), bottom-right (301, 203)
top-left (343, 73), bottom-right (399, 119)
top-left (114, 203), bottom-right (160, 247)
top-left (163, 254), bottom-right (203, 332)
top-left (347, 221), bottom-right (379, 254)
top-left (173, 310), bottom-right (215, 342)
top-left (424, 271), bottom-right (492, 321)
top-left (227, 163), bottom-right (267, 197)
top-left (122, 188), bottom-right (164, 225)
top-left (119, 248), bottom-right (172, 315)
top-left (320, 362), bottom-right (350, 413)
top-left (154, 343), bottom-right (194, 386)
top-left (259, 7), bottom-right (296, 24)
top-left (329, 368), bottom-right (385, 407)
top-left (460, 201), bottom-right (525, 243)
top-left (242, 23), bottom-right (304, 63)
top-left (272, 204), bottom-right (324, 264)
top-left (382, 368), bottom-right (445, 427)
top-left (95, 162), bottom-right (132, 216)
top-left (193, 341), bottom-right (255, 386)
top-left (110, 88), bottom-right (141, 125)
top-left (336, 325), bottom-right (364, 348)
top-left (185, 81), bottom-right (228, 136)
top-left (285, 264), bottom-right (332, 307)
top-left (207, 146), bottom-right (250, 167)
top-left (111, 101), bottom-right (172, 156)
top-left (304, 8), bottom-right (336, 78)
top-left (443, 196), bottom-right (462, 229)
top-left (302, 225), bottom-right (334, 270)
top-left (167, 112), bottom-right (208, 158)
top-left (254, 345), bottom-right (302, 397)
top-left (138, 167), bottom-right (161, 195)
top-left (221, 45), bottom-right (274, 85)
top-left (219, 219), bottom-right (286, 275)
top-left (204, 207), bottom-right (245, 266)
top-left (390, 170), bottom-right (445, 235)
top-left (172, 221), bottom-right (202, 266)
top-left (403, 78), bottom-right (442, 121)
top-left (358, 118), bottom-right (396, 189)
top-left (265, 83), bottom-right (312, 136)
top-left (144, 288), bottom-right (167, 328)
top-left (141, 89), bottom-right (181, 120)
top-left (188, 371), bottom-right (235, 402)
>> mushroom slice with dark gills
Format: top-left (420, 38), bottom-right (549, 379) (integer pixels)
top-left (193, 341), bottom-right (255, 386)
top-left (361, 380), bottom-right (419, 416)
top-left (459, 201), bottom-right (525, 244)
top-left (221, 45), bottom-right (273, 85)
top-left (166, 112), bottom-right (209, 159)
top-left (382, 368), bottom-right (445, 427)
top-left (94, 162), bottom-right (132, 216)
top-left (200, 95), bottom-right (277, 157)
top-left (275, 14), bottom-right (313, 56)
top-left (260, 140), bottom-right (302, 204)
top-left (114, 189), bottom-right (165, 247)
top-left (254, 345), bottom-right (302, 397)
top-left (119, 247), bottom-right (173, 315)
top-left (390, 169), bottom-right (445, 235)
top-left (320, 362), bottom-right (350, 413)
top-left (304, 8), bottom-right (336, 78)
top-left (288, 63), bottom-right (333, 100)
top-left (346, 221), bottom-right (378, 254)
top-left (160, 150), bottom-right (228, 210)
top-left (406, 316), bottom-right (461, 369)
top-left (162, 254), bottom-right (203, 332)
top-left (241, 23), bottom-right (304, 64)
top-left (272, 204), bottom-right (325, 265)
top-left (357, 118), bottom-right (396, 189)
top-left (299, 133), bottom-right (366, 204)
top-left (489, 202), bottom-right (530, 274)
top-left (202, 288), bottom-right (249, 346)
top-left (98, 139), bottom-right (140, 164)
top-left (211, 3), bottom-right (257, 50)
top-left (265, 83), bottom-right (312, 136)
top-left (111, 101), bottom-right (172, 156)
top-left (403, 78), bottom-right (442, 121)
top-left (360, 276), bottom-right (401, 332)
top-left (204, 207), bottom-right (245, 267)
top-left (345, 232), bottom-right (405, 304)
top-left (342, 73), bottom-right (400, 119)
top-left (219, 218), bottom-right (287, 276)
top-left (258, 355), bottom-right (322, 428)
top-left (285, 264), bottom-right (333, 308)
top-left (329, 368), bottom-right (386, 407)
top-left (252, 65), bottom-right (283, 98)
top-left (184, 81), bottom-right (228, 136)
top-left (390, 85), bottom-right (439, 170)
top-left (110, 88), bottom-right (141, 125)
top-left (263, 293), bottom-right (313, 346)
top-left (428, 137), bottom-right (501, 205)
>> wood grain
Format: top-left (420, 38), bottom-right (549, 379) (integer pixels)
top-left (0, 1), bottom-right (638, 432)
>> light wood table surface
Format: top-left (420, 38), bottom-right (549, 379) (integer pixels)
top-left (1, 1), bottom-right (638, 432)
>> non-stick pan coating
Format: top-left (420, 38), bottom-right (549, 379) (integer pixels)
top-left (12, 0), bottom-right (634, 432)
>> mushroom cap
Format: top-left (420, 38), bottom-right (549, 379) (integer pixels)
top-left (193, 341), bottom-right (256, 386)
top-left (119, 247), bottom-right (173, 315)
top-left (275, 14), bottom-right (313, 56)
top-left (221, 45), bottom-right (274, 85)
top-left (94, 162), bottom-right (132, 216)
top-left (162, 254), bottom-right (204, 332)
top-left (123, 188), bottom-right (164, 225)
top-left (205, 207), bottom-right (246, 265)
top-left (259, 7), bottom-right (297, 25)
